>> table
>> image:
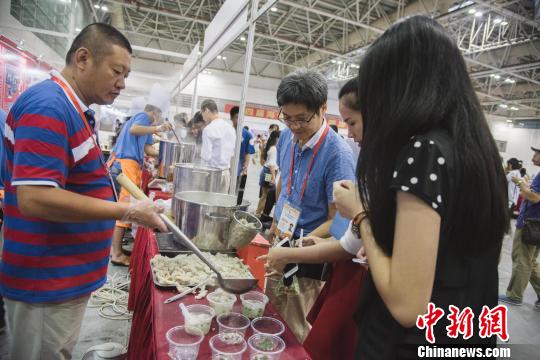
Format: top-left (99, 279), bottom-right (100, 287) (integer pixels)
top-left (127, 228), bottom-right (311, 359)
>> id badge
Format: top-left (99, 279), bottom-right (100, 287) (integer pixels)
top-left (277, 201), bottom-right (301, 239)
top-left (264, 173), bottom-right (273, 182)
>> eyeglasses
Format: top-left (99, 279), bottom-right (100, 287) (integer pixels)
top-left (277, 108), bottom-right (317, 127)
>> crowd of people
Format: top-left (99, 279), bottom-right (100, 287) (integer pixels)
top-left (0, 14), bottom-right (538, 360)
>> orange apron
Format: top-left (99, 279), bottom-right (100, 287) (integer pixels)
top-left (115, 158), bottom-right (142, 228)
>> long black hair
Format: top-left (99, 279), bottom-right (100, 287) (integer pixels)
top-left (262, 130), bottom-right (280, 162)
top-left (356, 16), bottom-right (508, 256)
top-left (338, 78), bottom-right (360, 111)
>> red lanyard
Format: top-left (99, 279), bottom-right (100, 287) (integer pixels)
top-left (51, 75), bottom-right (118, 200)
top-left (287, 123), bottom-right (330, 202)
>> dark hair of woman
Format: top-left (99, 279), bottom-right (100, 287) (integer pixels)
top-left (520, 168), bottom-right (527, 177)
top-left (507, 158), bottom-right (521, 170)
top-left (356, 16), bottom-right (508, 256)
top-left (338, 78), bottom-right (361, 111)
top-left (262, 130), bottom-right (280, 162)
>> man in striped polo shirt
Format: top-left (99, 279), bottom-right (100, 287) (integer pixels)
top-left (0, 23), bottom-right (166, 359)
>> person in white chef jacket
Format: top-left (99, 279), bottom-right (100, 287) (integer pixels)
top-left (200, 99), bottom-right (237, 193)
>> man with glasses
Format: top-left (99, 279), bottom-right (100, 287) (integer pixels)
top-left (264, 69), bottom-right (355, 342)
top-left (109, 83), bottom-right (171, 266)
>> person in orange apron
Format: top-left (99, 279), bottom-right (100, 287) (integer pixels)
top-left (109, 84), bottom-right (171, 266)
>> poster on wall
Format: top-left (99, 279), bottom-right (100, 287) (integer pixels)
top-left (0, 35), bottom-right (52, 112)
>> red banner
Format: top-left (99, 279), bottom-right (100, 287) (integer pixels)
top-left (225, 103), bottom-right (347, 128)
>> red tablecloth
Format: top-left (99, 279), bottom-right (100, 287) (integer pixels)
top-left (127, 228), bottom-right (311, 359)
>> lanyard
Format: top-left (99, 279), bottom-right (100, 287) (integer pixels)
top-left (51, 75), bottom-right (119, 201)
top-left (287, 123), bottom-right (330, 202)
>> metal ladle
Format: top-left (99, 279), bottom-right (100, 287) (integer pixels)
top-left (116, 173), bottom-right (258, 294)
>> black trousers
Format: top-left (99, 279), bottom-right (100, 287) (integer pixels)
top-left (236, 174), bottom-right (248, 205)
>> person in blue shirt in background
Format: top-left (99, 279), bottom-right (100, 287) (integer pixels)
top-left (230, 106), bottom-right (255, 205)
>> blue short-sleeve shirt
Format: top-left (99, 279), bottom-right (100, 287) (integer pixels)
top-left (238, 128), bottom-right (255, 176)
top-left (113, 112), bottom-right (153, 165)
top-left (275, 124), bottom-right (355, 237)
top-left (516, 173), bottom-right (540, 228)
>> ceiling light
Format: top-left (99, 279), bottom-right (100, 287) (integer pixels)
top-left (493, 18), bottom-right (502, 24)
top-left (330, 59), bottom-right (336, 64)
top-left (94, 4), bottom-right (100, 9)
top-left (240, 36), bottom-right (246, 41)
top-left (221, 56), bottom-right (226, 60)
top-left (217, 55), bottom-right (222, 60)
top-left (501, 21), bottom-right (508, 26)
top-left (474, 11), bottom-right (483, 17)
top-left (468, 9), bottom-right (477, 14)
top-left (499, 104), bottom-right (508, 108)
top-left (494, 74), bottom-right (501, 80)
top-left (504, 78), bottom-right (516, 84)
top-left (336, 60), bottom-right (342, 64)
top-left (75, 27), bottom-right (81, 32)
top-left (510, 106), bottom-right (519, 111)
top-left (271, 7), bottom-right (278, 12)
top-left (506, 120), bottom-right (512, 123)
top-left (101, 5), bottom-right (108, 11)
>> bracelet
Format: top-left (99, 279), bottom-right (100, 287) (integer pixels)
top-left (351, 211), bottom-right (367, 237)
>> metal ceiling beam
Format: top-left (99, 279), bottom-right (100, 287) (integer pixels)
top-left (470, 61), bottom-right (540, 78)
top-left (472, 0), bottom-right (540, 30)
top-left (280, 0), bottom-right (384, 34)
top-left (131, 45), bottom-right (189, 58)
top-left (466, 57), bottom-right (540, 86)
top-left (107, 0), bottom-right (342, 58)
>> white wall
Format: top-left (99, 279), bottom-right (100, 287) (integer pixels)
top-left (489, 116), bottom-right (540, 176)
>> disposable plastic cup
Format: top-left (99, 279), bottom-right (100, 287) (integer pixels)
top-left (209, 333), bottom-right (247, 360)
top-left (166, 325), bottom-right (204, 360)
top-left (239, 291), bottom-right (268, 319)
top-left (183, 303), bottom-right (215, 335)
top-left (247, 334), bottom-right (286, 360)
top-left (251, 317), bottom-right (285, 337)
top-left (207, 290), bottom-right (237, 316)
top-left (217, 312), bottom-right (251, 339)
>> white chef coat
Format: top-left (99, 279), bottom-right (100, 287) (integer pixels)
top-left (201, 118), bottom-right (236, 170)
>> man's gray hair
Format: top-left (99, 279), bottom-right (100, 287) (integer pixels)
top-left (276, 69), bottom-right (328, 113)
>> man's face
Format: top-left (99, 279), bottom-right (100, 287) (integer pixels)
top-left (201, 108), bottom-right (212, 123)
top-left (532, 151), bottom-right (540, 166)
top-left (339, 98), bottom-right (364, 143)
top-left (79, 44), bottom-right (131, 105)
top-left (280, 103), bottom-right (326, 141)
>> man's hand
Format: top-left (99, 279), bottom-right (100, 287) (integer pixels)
top-left (155, 123), bottom-right (172, 134)
top-left (122, 200), bottom-right (167, 232)
top-left (301, 235), bottom-right (331, 247)
top-left (333, 180), bottom-right (364, 219)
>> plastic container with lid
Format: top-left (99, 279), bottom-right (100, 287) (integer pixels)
top-left (217, 312), bottom-right (251, 339)
top-left (183, 303), bottom-right (215, 335)
top-left (209, 333), bottom-right (247, 360)
top-left (247, 334), bottom-right (286, 360)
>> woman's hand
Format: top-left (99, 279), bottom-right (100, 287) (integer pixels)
top-left (511, 176), bottom-right (522, 185)
top-left (257, 247), bottom-right (291, 276)
top-left (333, 180), bottom-right (364, 219)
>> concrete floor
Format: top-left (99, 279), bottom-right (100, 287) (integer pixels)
top-left (0, 162), bottom-right (539, 359)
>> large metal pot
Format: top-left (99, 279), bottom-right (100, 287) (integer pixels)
top-left (174, 191), bottom-right (249, 251)
top-left (158, 140), bottom-right (196, 178)
top-left (172, 163), bottom-right (225, 215)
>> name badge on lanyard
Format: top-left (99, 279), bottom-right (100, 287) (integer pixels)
top-left (276, 123), bottom-right (330, 238)
top-left (51, 75), bottom-right (119, 202)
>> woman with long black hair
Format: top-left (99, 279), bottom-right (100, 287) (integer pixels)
top-left (256, 130), bottom-right (280, 218)
top-left (333, 16), bottom-right (509, 357)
